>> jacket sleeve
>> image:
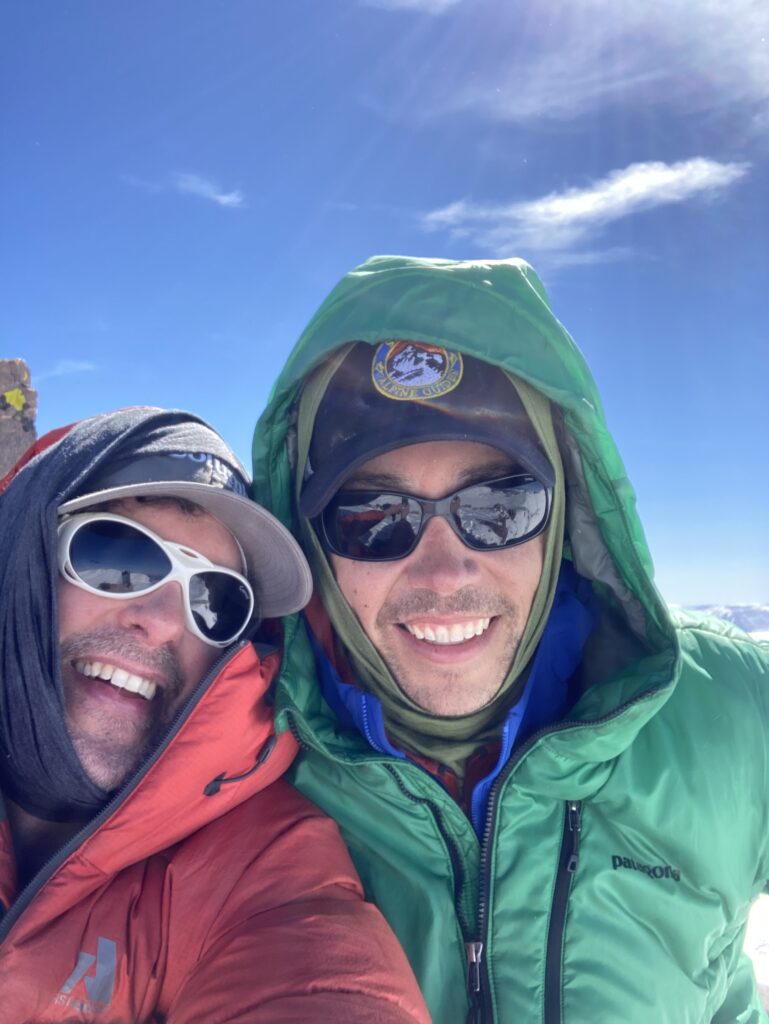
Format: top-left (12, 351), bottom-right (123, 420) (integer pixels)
top-left (164, 894), bottom-right (430, 1024)
top-left (160, 782), bottom-right (430, 1024)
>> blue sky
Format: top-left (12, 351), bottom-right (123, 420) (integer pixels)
top-left (1, 0), bottom-right (767, 604)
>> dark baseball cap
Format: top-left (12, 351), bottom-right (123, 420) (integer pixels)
top-left (299, 341), bottom-right (554, 518)
top-left (59, 446), bottom-right (313, 618)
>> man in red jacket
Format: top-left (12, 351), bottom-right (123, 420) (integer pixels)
top-left (0, 407), bottom-right (428, 1024)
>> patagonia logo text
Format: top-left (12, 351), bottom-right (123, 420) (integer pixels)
top-left (612, 854), bottom-right (680, 882)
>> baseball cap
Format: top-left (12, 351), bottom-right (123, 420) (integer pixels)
top-left (299, 340), bottom-right (554, 518)
top-left (59, 445), bottom-right (313, 618)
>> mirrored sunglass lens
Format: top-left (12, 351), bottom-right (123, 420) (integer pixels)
top-left (455, 479), bottom-right (548, 549)
top-left (190, 573), bottom-right (252, 642)
top-left (329, 494), bottom-right (422, 559)
top-left (70, 521), bottom-right (172, 593)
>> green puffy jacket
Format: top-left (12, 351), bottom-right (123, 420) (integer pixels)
top-left (253, 255), bottom-right (769, 1023)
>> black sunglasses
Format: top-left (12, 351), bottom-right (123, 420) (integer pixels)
top-left (58, 513), bottom-right (255, 647)
top-left (318, 474), bottom-right (552, 562)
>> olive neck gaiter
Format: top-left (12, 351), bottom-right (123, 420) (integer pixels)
top-left (296, 360), bottom-right (564, 779)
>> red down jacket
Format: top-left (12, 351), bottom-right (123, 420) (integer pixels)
top-left (0, 641), bottom-right (430, 1023)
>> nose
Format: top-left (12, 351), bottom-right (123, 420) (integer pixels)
top-left (404, 513), bottom-right (480, 594)
top-left (115, 582), bottom-right (188, 645)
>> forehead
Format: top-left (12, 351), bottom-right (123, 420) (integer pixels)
top-left (346, 440), bottom-right (515, 491)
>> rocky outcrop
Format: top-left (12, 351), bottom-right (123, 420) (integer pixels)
top-left (0, 359), bottom-right (36, 477)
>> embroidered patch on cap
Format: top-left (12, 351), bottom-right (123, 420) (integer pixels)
top-left (371, 341), bottom-right (463, 401)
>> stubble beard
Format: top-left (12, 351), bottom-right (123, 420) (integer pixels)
top-left (59, 629), bottom-right (184, 791)
top-left (374, 587), bottom-right (522, 716)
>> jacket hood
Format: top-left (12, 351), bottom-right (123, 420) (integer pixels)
top-left (253, 255), bottom-right (678, 749)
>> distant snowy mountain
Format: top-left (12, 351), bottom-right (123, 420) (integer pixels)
top-left (689, 604), bottom-right (769, 639)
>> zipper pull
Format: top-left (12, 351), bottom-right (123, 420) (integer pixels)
top-left (567, 800), bottom-right (582, 873)
top-left (466, 940), bottom-right (484, 994)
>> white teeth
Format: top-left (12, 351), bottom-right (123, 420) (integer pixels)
top-left (137, 679), bottom-right (157, 699)
top-left (111, 668), bottom-right (129, 689)
top-left (74, 660), bottom-right (157, 701)
top-left (404, 618), bottom-right (492, 645)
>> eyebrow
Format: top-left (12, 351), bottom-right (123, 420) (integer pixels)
top-left (344, 459), bottom-right (517, 492)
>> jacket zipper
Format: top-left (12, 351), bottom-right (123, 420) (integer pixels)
top-left (287, 711), bottom-right (473, 932)
top-left (468, 685), bottom-right (662, 1022)
top-left (465, 790), bottom-right (497, 1023)
top-left (290, 688), bottom-right (657, 1023)
top-left (286, 710), bottom-right (311, 751)
top-left (288, 717), bottom-right (497, 1024)
top-left (381, 764), bottom-right (472, 938)
top-left (465, 939), bottom-right (486, 1024)
top-left (471, 783), bottom-right (582, 1024)
top-left (544, 800), bottom-right (582, 1024)
top-left (0, 641), bottom-right (247, 943)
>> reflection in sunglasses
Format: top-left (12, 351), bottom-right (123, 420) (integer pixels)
top-left (321, 474), bottom-right (552, 561)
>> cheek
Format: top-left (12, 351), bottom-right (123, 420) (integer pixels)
top-left (164, 635), bottom-right (222, 706)
top-left (177, 633), bottom-right (222, 684)
top-left (330, 557), bottom-right (389, 627)
top-left (57, 580), bottom-right (103, 640)
top-left (501, 536), bottom-right (546, 600)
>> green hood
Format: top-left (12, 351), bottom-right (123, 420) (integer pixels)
top-left (253, 254), bottom-right (677, 737)
top-left (251, 255), bottom-right (769, 1024)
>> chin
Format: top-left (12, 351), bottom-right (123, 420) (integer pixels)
top-left (401, 678), bottom-right (502, 717)
top-left (72, 742), bottom-right (144, 792)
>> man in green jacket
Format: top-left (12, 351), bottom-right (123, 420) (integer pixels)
top-left (253, 255), bottom-right (769, 1023)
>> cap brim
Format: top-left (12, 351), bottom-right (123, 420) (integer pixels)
top-left (59, 482), bottom-right (313, 618)
top-left (299, 429), bottom-right (555, 518)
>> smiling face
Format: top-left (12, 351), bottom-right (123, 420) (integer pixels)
top-left (329, 441), bottom-right (545, 716)
top-left (58, 498), bottom-right (242, 790)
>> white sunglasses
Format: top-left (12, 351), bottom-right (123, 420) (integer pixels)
top-left (57, 512), bottom-right (255, 647)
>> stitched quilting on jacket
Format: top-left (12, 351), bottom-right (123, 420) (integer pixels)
top-left (252, 255), bottom-right (769, 1024)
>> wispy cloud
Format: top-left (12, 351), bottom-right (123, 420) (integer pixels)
top-left (360, 0), bottom-right (461, 11)
top-left (36, 360), bottom-right (97, 382)
top-left (422, 158), bottom-right (749, 259)
top-left (122, 172), bottom-right (246, 208)
top-left (172, 173), bottom-right (244, 208)
top-left (368, 0), bottom-right (768, 124)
